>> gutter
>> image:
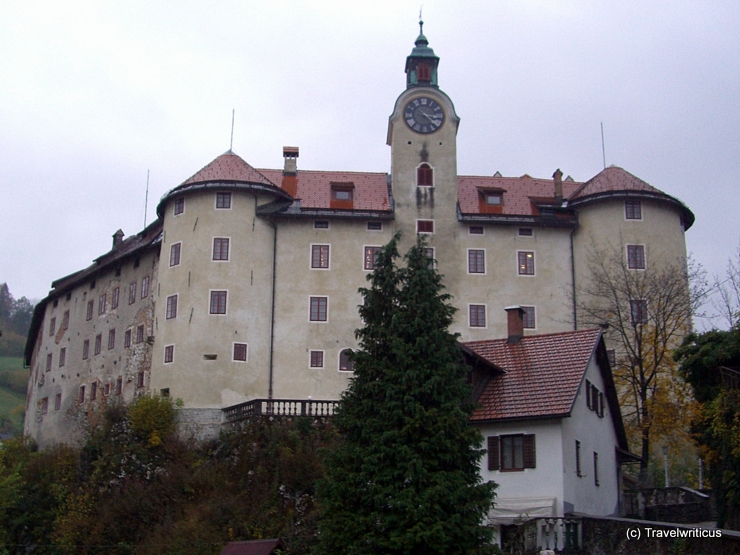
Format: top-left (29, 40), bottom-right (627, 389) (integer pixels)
top-left (268, 217), bottom-right (278, 400)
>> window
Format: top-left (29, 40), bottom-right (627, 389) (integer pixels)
top-left (116, 376), bottom-right (122, 395)
top-left (174, 196), bottom-right (185, 215)
top-left (417, 163), bottom-right (433, 186)
top-left (46, 353), bottom-right (52, 372)
top-left (98, 293), bottom-right (106, 315)
top-left (164, 345), bottom-right (174, 364)
top-left (314, 220), bottom-right (329, 229)
top-left (141, 276), bottom-right (150, 298)
top-left (339, 349), bottom-right (354, 372)
top-left (78, 385), bottom-right (85, 404)
top-left (469, 304), bottom-right (486, 328)
top-left (518, 251), bottom-right (535, 275)
top-left (576, 440), bottom-right (582, 477)
top-left (522, 306), bottom-right (536, 329)
top-left (63, 310), bottom-right (69, 330)
top-left (55, 393), bottom-right (62, 411)
top-left (136, 324), bottom-right (145, 343)
top-left (213, 238), bottom-right (230, 261)
top-left (607, 349), bottom-right (616, 366)
top-left (41, 397), bottom-right (48, 415)
top-left (104, 382), bottom-right (111, 396)
top-left (108, 329), bottom-right (116, 350)
top-left (124, 329), bottom-right (132, 348)
top-left (111, 287), bottom-right (119, 309)
top-left (310, 350), bottom-right (324, 368)
top-left (311, 245), bottom-right (330, 269)
top-left (170, 243), bottom-right (181, 267)
top-left (630, 299), bottom-right (648, 324)
top-left (94, 334), bottom-right (102, 355)
top-left (367, 221), bottom-right (382, 231)
top-left (364, 246), bottom-right (381, 270)
top-left (86, 300), bottom-right (94, 321)
top-left (424, 247), bottom-right (435, 269)
top-left (518, 228), bottom-right (533, 237)
top-left (483, 192), bottom-right (503, 205)
top-left (487, 435), bottom-right (536, 471)
top-left (468, 249), bottom-right (485, 274)
top-left (137, 371), bottom-right (145, 388)
top-left (166, 295), bottom-right (178, 319)
top-left (59, 347), bottom-right (66, 367)
top-left (82, 339), bottom-right (90, 360)
top-left (469, 225), bottom-right (484, 235)
top-left (331, 187), bottom-right (353, 201)
top-left (49, 317), bottom-right (56, 336)
top-left (91, 382), bottom-right (97, 401)
top-left (210, 291), bottom-right (227, 314)
top-left (129, 281), bottom-right (137, 304)
top-left (417, 220), bottom-right (434, 234)
top-left (233, 343), bottom-right (248, 362)
top-left (625, 200), bottom-right (642, 220)
top-left (417, 62), bottom-right (431, 81)
top-left (216, 192), bottom-right (232, 209)
top-left (594, 452), bottom-right (600, 486)
top-left (627, 245), bottom-right (645, 270)
top-left (310, 297), bottom-right (328, 322)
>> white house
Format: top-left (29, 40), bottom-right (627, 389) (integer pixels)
top-left (465, 307), bottom-right (638, 545)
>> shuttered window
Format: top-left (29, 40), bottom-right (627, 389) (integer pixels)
top-left (488, 434), bottom-right (536, 471)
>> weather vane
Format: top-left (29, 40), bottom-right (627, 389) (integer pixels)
top-left (419, 6), bottom-right (424, 31)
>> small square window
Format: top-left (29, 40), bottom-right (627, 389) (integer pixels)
top-left (625, 200), bottom-right (642, 220)
top-left (518, 228), bottom-right (533, 237)
top-left (210, 291), bottom-right (227, 314)
top-left (59, 347), bottom-right (66, 367)
top-left (124, 329), bottom-right (132, 348)
top-left (310, 350), bottom-right (324, 368)
top-left (468, 249), bottom-right (485, 274)
top-left (364, 246), bottom-right (382, 270)
top-left (108, 329), bottom-right (116, 350)
top-left (216, 192), bottom-right (232, 209)
top-left (469, 305), bottom-right (486, 328)
top-left (233, 343), bottom-right (248, 362)
top-left (129, 281), bottom-right (137, 304)
top-left (82, 339), bottom-right (90, 360)
top-left (367, 221), bottom-right (382, 231)
top-left (164, 345), bottom-right (174, 364)
top-left (170, 243), bottom-right (181, 267)
top-left (522, 306), bottom-right (536, 329)
top-left (213, 238), bottom-right (230, 261)
top-left (310, 296), bottom-right (328, 322)
top-left (339, 349), bottom-right (354, 372)
top-left (111, 287), bottom-right (120, 309)
top-left (166, 295), bottom-right (178, 319)
top-left (141, 276), bottom-right (150, 298)
top-left (174, 197), bottom-right (185, 215)
top-left (311, 245), bottom-right (330, 269)
top-left (86, 299), bottom-right (94, 321)
top-left (627, 245), bottom-right (645, 270)
top-left (469, 225), bottom-right (484, 235)
top-left (98, 293), bottom-right (106, 315)
top-left (94, 334), bottom-right (102, 355)
top-left (417, 220), bottom-right (434, 234)
top-left (314, 220), bottom-right (329, 229)
top-left (518, 251), bottom-right (535, 275)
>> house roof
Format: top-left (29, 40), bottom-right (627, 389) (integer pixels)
top-left (465, 328), bottom-right (603, 422)
top-left (258, 168), bottom-right (391, 212)
top-left (220, 539), bottom-right (284, 555)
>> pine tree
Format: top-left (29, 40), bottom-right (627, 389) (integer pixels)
top-left (318, 235), bottom-right (496, 555)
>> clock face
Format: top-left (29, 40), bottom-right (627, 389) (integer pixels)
top-left (404, 97), bottom-right (445, 134)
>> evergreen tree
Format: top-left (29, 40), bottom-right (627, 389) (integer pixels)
top-left (318, 235), bottom-right (495, 555)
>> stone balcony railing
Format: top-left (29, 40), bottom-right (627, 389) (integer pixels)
top-left (222, 398), bottom-right (339, 423)
top-left (520, 517), bottom-right (582, 554)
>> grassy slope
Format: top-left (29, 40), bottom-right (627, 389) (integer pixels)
top-left (0, 356), bottom-right (27, 435)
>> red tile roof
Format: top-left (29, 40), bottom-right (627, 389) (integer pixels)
top-left (258, 169), bottom-right (391, 211)
top-left (182, 151), bottom-right (276, 187)
top-left (465, 328), bottom-right (602, 422)
top-left (458, 175), bottom-right (582, 216)
top-left (568, 165), bottom-right (663, 201)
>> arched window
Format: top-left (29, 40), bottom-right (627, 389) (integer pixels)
top-left (339, 349), bottom-right (355, 372)
top-left (417, 163), bottom-right (433, 187)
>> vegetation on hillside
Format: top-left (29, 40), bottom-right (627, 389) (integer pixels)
top-left (0, 283), bottom-right (35, 358)
top-left (0, 358), bottom-right (26, 436)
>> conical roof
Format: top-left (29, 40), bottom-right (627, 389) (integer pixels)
top-left (181, 151), bottom-right (276, 187)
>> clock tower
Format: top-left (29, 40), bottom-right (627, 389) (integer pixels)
top-left (387, 22), bottom-right (460, 259)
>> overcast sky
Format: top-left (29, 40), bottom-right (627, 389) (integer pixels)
top-left (1, 0), bottom-right (738, 328)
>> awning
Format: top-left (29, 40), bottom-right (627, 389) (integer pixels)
top-left (487, 496), bottom-right (557, 525)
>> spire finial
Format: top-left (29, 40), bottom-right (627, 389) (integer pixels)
top-left (419, 5), bottom-right (423, 33)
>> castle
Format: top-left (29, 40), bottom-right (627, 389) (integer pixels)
top-left (24, 25), bottom-right (693, 447)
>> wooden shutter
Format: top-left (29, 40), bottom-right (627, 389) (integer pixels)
top-left (585, 380), bottom-right (592, 409)
top-left (598, 392), bottom-right (605, 417)
top-left (487, 436), bottom-right (500, 471)
top-left (523, 434), bottom-right (536, 468)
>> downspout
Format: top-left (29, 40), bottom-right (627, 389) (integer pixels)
top-left (268, 217), bottom-right (277, 399)
top-left (570, 226), bottom-right (578, 330)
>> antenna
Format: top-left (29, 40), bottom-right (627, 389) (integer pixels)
top-left (230, 109), bottom-right (235, 152)
top-left (144, 169), bottom-right (149, 228)
top-left (600, 122), bottom-right (606, 169)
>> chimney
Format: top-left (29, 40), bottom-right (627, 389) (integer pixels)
top-left (283, 146), bottom-right (299, 176)
top-left (112, 229), bottom-right (124, 249)
top-left (553, 168), bottom-right (563, 201)
top-left (505, 306), bottom-right (525, 344)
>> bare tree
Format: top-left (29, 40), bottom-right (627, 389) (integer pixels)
top-left (712, 243), bottom-right (740, 329)
top-left (574, 241), bottom-right (706, 478)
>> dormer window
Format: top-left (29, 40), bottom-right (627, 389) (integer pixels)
top-left (417, 63), bottom-right (431, 81)
top-left (479, 189), bottom-right (503, 206)
top-left (333, 189), bottom-right (352, 201)
top-left (331, 182), bottom-right (355, 202)
top-left (417, 163), bottom-right (433, 187)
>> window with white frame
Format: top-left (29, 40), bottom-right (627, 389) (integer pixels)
top-left (310, 350), bottom-right (324, 368)
top-left (625, 200), bottom-right (642, 220)
top-left (469, 304), bottom-right (486, 328)
top-left (339, 349), bottom-right (354, 372)
top-left (627, 244), bottom-right (645, 270)
top-left (233, 343), bottom-right (248, 362)
top-left (164, 345), bottom-right (174, 364)
top-left (170, 243), bottom-right (181, 267)
top-left (216, 192), bottom-right (232, 209)
top-left (166, 295), bottom-right (178, 319)
top-left (364, 246), bottom-right (382, 270)
top-left (310, 297), bottom-right (328, 322)
top-left (213, 238), bottom-right (230, 261)
top-left (311, 245), bottom-right (330, 269)
top-left (210, 291), bottom-right (227, 314)
top-left (518, 251), bottom-right (535, 275)
top-left (468, 249), bottom-right (485, 274)
top-left (522, 306), bottom-right (536, 329)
